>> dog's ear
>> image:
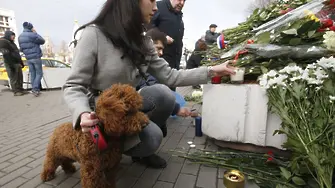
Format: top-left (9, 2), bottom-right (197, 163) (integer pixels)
top-left (118, 86), bottom-right (143, 111)
top-left (123, 112), bottom-right (149, 135)
top-left (95, 89), bottom-right (127, 135)
top-left (95, 84), bottom-right (146, 136)
top-left (106, 84), bottom-right (143, 111)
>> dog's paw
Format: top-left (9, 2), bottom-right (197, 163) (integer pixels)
top-left (40, 169), bottom-right (55, 182)
top-left (62, 164), bottom-right (76, 174)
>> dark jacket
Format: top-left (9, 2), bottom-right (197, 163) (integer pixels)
top-left (18, 29), bottom-right (45, 60)
top-left (150, 0), bottom-right (184, 69)
top-left (0, 31), bottom-right (22, 65)
top-left (205, 30), bottom-right (220, 45)
top-left (136, 74), bottom-right (159, 91)
top-left (186, 52), bottom-right (205, 69)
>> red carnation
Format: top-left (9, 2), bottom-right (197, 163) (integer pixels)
top-left (321, 19), bottom-right (333, 28)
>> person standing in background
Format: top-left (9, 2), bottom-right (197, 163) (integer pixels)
top-left (18, 22), bottom-right (45, 97)
top-left (205, 24), bottom-right (221, 45)
top-left (195, 35), bottom-right (205, 49)
top-left (149, 0), bottom-right (185, 91)
top-left (187, 39), bottom-right (208, 89)
top-left (0, 31), bottom-right (26, 96)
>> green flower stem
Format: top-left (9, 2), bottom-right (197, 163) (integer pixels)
top-left (178, 155), bottom-right (277, 176)
top-left (269, 87), bottom-right (334, 188)
top-left (241, 172), bottom-right (299, 188)
top-left (178, 155), bottom-right (297, 188)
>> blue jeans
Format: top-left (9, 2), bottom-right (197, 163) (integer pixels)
top-left (27, 58), bottom-right (43, 92)
top-left (124, 84), bottom-right (176, 157)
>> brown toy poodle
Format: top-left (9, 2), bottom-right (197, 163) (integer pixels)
top-left (40, 84), bottom-right (149, 188)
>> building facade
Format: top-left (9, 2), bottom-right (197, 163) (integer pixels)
top-left (42, 35), bottom-right (55, 57)
top-left (0, 8), bottom-right (18, 44)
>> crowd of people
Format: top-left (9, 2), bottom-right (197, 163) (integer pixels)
top-left (0, 22), bottom-right (45, 97)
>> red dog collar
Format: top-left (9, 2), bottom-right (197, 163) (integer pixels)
top-left (90, 125), bottom-right (108, 152)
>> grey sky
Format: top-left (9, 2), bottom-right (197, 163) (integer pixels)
top-left (2, 0), bottom-right (251, 50)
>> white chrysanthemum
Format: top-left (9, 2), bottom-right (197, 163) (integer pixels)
top-left (273, 74), bottom-right (288, 87)
top-left (279, 65), bottom-right (304, 75)
top-left (258, 74), bottom-right (269, 88)
top-left (323, 31), bottom-right (335, 51)
top-left (306, 63), bottom-right (317, 70)
top-left (329, 96), bottom-right (335, 101)
top-left (191, 90), bottom-right (203, 98)
top-left (259, 70), bottom-right (286, 89)
top-left (267, 70), bottom-right (278, 77)
top-left (317, 56), bottom-right (335, 72)
top-left (314, 67), bottom-right (328, 80)
top-left (290, 76), bottom-right (303, 82)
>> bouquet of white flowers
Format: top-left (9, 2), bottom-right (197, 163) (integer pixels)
top-left (259, 56), bottom-right (335, 188)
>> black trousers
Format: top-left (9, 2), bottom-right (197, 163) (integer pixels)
top-left (4, 63), bottom-right (23, 93)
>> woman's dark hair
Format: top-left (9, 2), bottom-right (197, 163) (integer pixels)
top-left (74, 0), bottom-right (149, 66)
top-left (196, 39), bottom-right (207, 51)
top-left (146, 28), bottom-right (167, 46)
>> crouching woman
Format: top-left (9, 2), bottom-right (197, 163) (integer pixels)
top-left (63, 0), bottom-right (235, 169)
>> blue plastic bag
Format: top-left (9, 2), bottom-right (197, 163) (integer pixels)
top-left (171, 92), bottom-right (186, 118)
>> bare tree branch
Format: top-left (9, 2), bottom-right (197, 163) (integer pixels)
top-left (58, 41), bottom-right (69, 62)
top-left (246, 0), bottom-right (276, 15)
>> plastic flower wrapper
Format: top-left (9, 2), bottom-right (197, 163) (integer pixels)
top-left (253, 0), bottom-right (324, 34)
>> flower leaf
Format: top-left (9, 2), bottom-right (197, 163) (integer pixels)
top-left (273, 128), bottom-right (287, 136)
top-left (260, 66), bottom-right (268, 74)
top-left (281, 29), bottom-right (298, 36)
top-left (289, 38), bottom-right (302, 46)
top-left (297, 20), bottom-right (316, 35)
top-left (279, 167), bottom-right (291, 180)
top-left (255, 31), bottom-right (271, 44)
top-left (323, 79), bottom-right (335, 95)
top-left (292, 176), bottom-right (306, 185)
top-left (308, 30), bottom-right (316, 38)
top-left (253, 8), bottom-right (260, 15)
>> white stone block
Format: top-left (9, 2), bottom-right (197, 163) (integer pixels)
top-left (202, 84), bottom-right (286, 149)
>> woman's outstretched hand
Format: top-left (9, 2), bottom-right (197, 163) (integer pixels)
top-left (211, 60), bottom-right (236, 76)
top-left (80, 112), bottom-right (99, 132)
top-left (177, 107), bottom-right (200, 117)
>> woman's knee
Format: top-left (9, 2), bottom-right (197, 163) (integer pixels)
top-left (139, 122), bottom-right (163, 154)
top-left (139, 84), bottom-right (176, 109)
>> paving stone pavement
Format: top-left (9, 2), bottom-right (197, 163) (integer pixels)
top-left (0, 86), bottom-right (255, 188)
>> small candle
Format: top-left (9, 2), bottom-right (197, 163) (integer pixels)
top-left (190, 144), bottom-right (196, 148)
top-left (187, 141), bottom-right (193, 145)
top-left (195, 117), bottom-right (203, 137)
top-left (229, 175), bottom-right (239, 180)
top-left (230, 68), bottom-right (245, 83)
top-left (211, 76), bottom-right (222, 84)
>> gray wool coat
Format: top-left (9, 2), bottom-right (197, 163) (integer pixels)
top-left (63, 25), bottom-right (209, 150)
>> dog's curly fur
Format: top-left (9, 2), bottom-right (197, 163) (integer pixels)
top-left (40, 84), bottom-right (149, 188)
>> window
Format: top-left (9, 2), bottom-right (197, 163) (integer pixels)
top-left (49, 60), bottom-right (69, 68)
top-left (0, 16), bottom-right (9, 27)
top-left (42, 60), bottom-right (52, 67)
top-left (22, 59), bottom-right (53, 67)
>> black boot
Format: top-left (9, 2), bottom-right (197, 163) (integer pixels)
top-left (132, 154), bottom-right (167, 168)
top-left (160, 124), bottom-right (167, 137)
